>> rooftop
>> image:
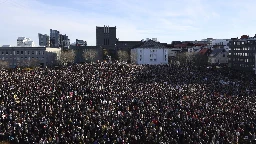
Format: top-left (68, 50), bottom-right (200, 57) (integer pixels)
top-left (209, 48), bottom-right (226, 57)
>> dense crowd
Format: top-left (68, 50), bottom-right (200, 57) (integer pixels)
top-left (0, 62), bottom-right (256, 143)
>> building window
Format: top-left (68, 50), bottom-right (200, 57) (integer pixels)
top-left (28, 51), bottom-right (30, 54)
top-left (140, 59), bottom-right (142, 61)
top-left (150, 59), bottom-right (153, 61)
top-left (140, 50), bottom-right (142, 53)
top-left (17, 51), bottom-right (19, 55)
top-left (6, 51), bottom-right (8, 55)
top-left (241, 42), bottom-right (244, 45)
top-left (1, 51), bottom-right (3, 55)
top-left (21, 51), bottom-right (23, 54)
top-left (154, 59), bottom-right (156, 61)
top-left (32, 51), bottom-right (34, 55)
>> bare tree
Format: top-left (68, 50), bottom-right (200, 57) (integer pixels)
top-left (130, 50), bottom-right (137, 64)
top-left (59, 50), bottom-right (75, 65)
top-left (83, 49), bottom-right (97, 63)
top-left (117, 50), bottom-right (129, 62)
top-left (176, 52), bottom-right (208, 66)
top-left (0, 60), bottom-right (9, 69)
top-left (19, 58), bottom-right (39, 68)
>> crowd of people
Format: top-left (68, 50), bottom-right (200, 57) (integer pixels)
top-left (0, 62), bottom-right (256, 143)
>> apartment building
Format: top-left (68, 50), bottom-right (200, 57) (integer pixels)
top-left (38, 33), bottom-right (50, 47)
top-left (131, 39), bottom-right (168, 65)
top-left (0, 46), bottom-right (46, 68)
top-left (17, 37), bottom-right (35, 47)
top-left (228, 36), bottom-right (256, 71)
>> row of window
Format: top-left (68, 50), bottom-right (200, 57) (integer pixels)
top-left (233, 64), bottom-right (255, 68)
top-left (229, 58), bottom-right (254, 62)
top-left (0, 51), bottom-right (44, 55)
top-left (139, 58), bottom-right (168, 62)
top-left (232, 47), bottom-right (255, 51)
top-left (230, 53), bottom-right (249, 56)
top-left (2, 57), bottom-right (44, 60)
top-left (232, 41), bottom-right (256, 45)
top-left (104, 39), bottom-right (110, 45)
top-left (230, 52), bottom-right (254, 56)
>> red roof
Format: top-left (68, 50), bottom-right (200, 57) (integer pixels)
top-left (240, 35), bottom-right (249, 39)
top-left (199, 48), bottom-right (210, 55)
top-left (194, 43), bottom-right (207, 46)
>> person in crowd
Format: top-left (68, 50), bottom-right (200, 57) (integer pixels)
top-left (0, 61), bottom-right (255, 143)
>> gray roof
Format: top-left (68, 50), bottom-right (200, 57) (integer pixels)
top-left (210, 48), bottom-right (226, 57)
top-left (135, 40), bottom-right (167, 48)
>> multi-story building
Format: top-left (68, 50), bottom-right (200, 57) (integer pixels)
top-left (59, 34), bottom-right (70, 48)
top-left (131, 39), bottom-right (168, 65)
top-left (50, 29), bottom-right (60, 48)
top-left (49, 29), bottom-right (70, 48)
top-left (0, 45), bottom-right (62, 68)
top-left (201, 38), bottom-right (214, 46)
top-left (17, 37), bottom-right (35, 47)
top-left (228, 36), bottom-right (256, 71)
top-left (211, 39), bottom-right (230, 46)
top-left (76, 39), bottom-right (87, 46)
top-left (38, 33), bottom-right (50, 47)
top-left (0, 46), bottom-right (46, 68)
top-left (96, 25), bottom-right (117, 49)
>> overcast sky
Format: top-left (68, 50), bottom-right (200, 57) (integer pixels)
top-left (1, 0), bottom-right (256, 46)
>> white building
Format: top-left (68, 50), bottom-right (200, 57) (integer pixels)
top-left (17, 37), bottom-right (35, 47)
top-left (131, 39), bottom-right (168, 65)
top-left (208, 48), bottom-right (228, 64)
top-left (211, 39), bottom-right (230, 46)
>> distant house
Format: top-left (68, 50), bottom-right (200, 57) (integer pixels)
top-left (168, 48), bottom-right (182, 57)
top-left (198, 48), bottom-right (212, 56)
top-left (208, 48), bottom-right (228, 64)
top-left (131, 39), bottom-right (168, 65)
top-left (188, 46), bottom-right (202, 53)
